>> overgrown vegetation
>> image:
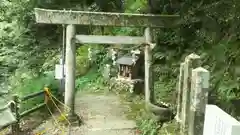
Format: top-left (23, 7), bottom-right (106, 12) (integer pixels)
top-left (14, 72), bottom-right (59, 112)
top-left (1, 0), bottom-right (240, 134)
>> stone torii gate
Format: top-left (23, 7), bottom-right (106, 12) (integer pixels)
top-left (34, 8), bottom-right (179, 121)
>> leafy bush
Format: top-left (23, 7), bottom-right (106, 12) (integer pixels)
top-left (75, 68), bottom-right (102, 90)
top-left (137, 118), bottom-right (161, 135)
top-left (150, 0), bottom-right (240, 119)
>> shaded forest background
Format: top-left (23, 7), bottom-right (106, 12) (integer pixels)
top-left (1, 0), bottom-right (240, 120)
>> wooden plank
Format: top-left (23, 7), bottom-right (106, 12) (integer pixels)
top-left (34, 8), bottom-right (180, 27)
top-left (75, 35), bottom-right (145, 45)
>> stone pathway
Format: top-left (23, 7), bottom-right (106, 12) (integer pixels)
top-left (32, 91), bottom-right (137, 135)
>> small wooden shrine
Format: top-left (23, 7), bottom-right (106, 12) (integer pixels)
top-left (116, 55), bottom-right (140, 80)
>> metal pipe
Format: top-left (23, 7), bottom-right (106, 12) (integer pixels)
top-left (60, 24), bottom-right (66, 95)
top-left (20, 103), bottom-right (46, 118)
top-left (20, 91), bottom-right (44, 101)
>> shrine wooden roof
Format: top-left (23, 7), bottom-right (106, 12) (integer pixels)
top-left (116, 55), bottom-right (139, 65)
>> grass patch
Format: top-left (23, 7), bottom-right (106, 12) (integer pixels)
top-left (111, 81), bottom-right (179, 135)
top-left (75, 68), bottom-right (100, 89)
top-left (119, 92), bottom-right (161, 135)
top-left (158, 121), bottom-right (179, 135)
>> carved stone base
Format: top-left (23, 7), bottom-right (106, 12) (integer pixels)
top-left (109, 77), bottom-right (144, 93)
top-left (146, 102), bottom-right (174, 122)
top-left (62, 113), bottom-right (82, 127)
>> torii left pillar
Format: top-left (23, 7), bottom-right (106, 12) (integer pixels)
top-left (65, 24), bottom-right (79, 124)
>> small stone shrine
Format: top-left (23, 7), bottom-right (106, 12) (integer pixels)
top-left (116, 55), bottom-right (140, 80)
top-left (110, 49), bottom-right (144, 93)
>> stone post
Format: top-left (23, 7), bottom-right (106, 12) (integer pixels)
top-left (176, 62), bottom-right (185, 122)
top-left (188, 67), bottom-right (209, 135)
top-left (180, 53), bottom-right (200, 134)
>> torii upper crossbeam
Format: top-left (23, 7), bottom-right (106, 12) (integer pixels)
top-left (34, 8), bottom-right (179, 28)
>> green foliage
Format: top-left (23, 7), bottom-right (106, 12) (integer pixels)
top-left (124, 0), bottom-right (147, 13)
top-left (12, 71), bottom-right (59, 112)
top-left (151, 0), bottom-right (240, 119)
top-left (75, 68), bottom-right (102, 91)
top-left (137, 119), bottom-right (161, 135)
top-left (0, 0), bottom-right (64, 81)
top-left (76, 56), bottom-right (91, 76)
top-left (158, 121), bottom-right (179, 135)
top-left (76, 45), bottom-right (91, 76)
top-left (119, 91), bottom-right (162, 135)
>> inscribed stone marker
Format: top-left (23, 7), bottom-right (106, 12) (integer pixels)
top-left (203, 105), bottom-right (240, 135)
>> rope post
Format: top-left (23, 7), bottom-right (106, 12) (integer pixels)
top-left (44, 87), bottom-right (50, 105)
top-left (44, 86), bottom-right (54, 113)
top-left (11, 95), bottom-right (20, 135)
